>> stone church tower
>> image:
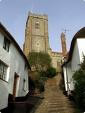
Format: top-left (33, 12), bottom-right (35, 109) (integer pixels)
top-left (23, 12), bottom-right (50, 57)
top-left (61, 32), bottom-right (67, 57)
top-left (23, 12), bottom-right (66, 71)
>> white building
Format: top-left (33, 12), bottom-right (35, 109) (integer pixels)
top-left (63, 27), bottom-right (85, 95)
top-left (0, 23), bottom-right (30, 110)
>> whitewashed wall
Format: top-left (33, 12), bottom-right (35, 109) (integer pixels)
top-left (9, 43), bottom-right (29, 97)
top-left (68, 40), bottom-right (80, 91)
top-left (0, 33), bottom-right (9, 110)
top-left (71, 40), bottom-right (80, 72)
top-left (77, 38), bottom-right (85, 63)
top-left (66, 62), bottom-right (74, 91)
top-left (63, 67), bottom-right (67, 91)
top-left (63, 62), bottom-right (74, 91)
top-left (0, 32), bottom-right (29, 110)
top-left (63, 40), bottom-right (80, 92)
top-left (0, 80), bottom-right (8, 110)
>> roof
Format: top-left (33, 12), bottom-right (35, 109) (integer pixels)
top-left (63, 27), bottom-right (85, 66)
top-left (0, 22), bottom-right (31, 69)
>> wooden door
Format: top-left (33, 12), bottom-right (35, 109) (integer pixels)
top-left (13, 73), bottom-right (19, 97)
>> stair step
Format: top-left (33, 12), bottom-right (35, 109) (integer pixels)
top-left (49, 104), bottom-right (75, 108)
top-left (33, 76), bottom-right (77, 113)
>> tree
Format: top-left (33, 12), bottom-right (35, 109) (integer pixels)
top-left (73, 56), bottom-right (85, 111)
top-left (28, 52), bottom-right (52, 71)
top-left (28, 52), bottom-right (52, 93)
top-left (46, 67), bottom-right (57, 78)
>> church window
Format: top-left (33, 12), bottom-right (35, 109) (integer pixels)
top-left (35, 21), bottom-right (40, 29)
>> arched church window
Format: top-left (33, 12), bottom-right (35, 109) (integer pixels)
top-left (35, 21), bottom-right (40, 29)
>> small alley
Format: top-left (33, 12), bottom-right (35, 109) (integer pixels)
top-left (33, 73), bottom-right (77, 113)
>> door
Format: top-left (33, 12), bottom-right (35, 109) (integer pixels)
top-left (13, 73), bottom-right (19, 97)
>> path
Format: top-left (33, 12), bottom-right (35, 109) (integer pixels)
top-left (34, 73), bottom-right (76, 113)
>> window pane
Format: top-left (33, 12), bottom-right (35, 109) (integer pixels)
top-left (3, 39), bottom-right (6, 49)
top-left (0, 61), bottom-right (7, 81)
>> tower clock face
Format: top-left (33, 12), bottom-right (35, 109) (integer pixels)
top-left (36, 42), bottom-right (40, 47)
top-left (36, 42), bottom-right (40, 52)
top-left (32, 37), bottom-right (45, 52)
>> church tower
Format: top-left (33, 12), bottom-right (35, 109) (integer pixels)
top-left (61, 32), bottom-right (67, 57)
top-left (23, 12), bottom-right (50, 57)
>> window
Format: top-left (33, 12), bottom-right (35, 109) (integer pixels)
top-left (24, 63), bottom-right (28, 70)
top-left (3, 37), bottom-right (10, 52)
top-left (35, 21), bottom-right (40, 29)
top-left (0, 61), bottom-right (7, 81)
top-left (23, 78), bottom-right (27, 91)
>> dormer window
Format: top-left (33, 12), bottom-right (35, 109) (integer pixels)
top-left (3, 37), bottom-right (10, 52)
top-left (35, 21), bottom-right (40, 29)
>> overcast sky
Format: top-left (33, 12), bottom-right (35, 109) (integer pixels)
top-left (0, 0), bottom-right (85, 52)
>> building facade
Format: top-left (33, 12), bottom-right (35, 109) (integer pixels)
top-left (0, 23), bottom-right (30, 110)
top-left (48, 49), bottom-right (62, 72)
top-left (63, 27), bottom-right (85, 95)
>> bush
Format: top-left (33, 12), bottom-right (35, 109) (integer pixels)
top-left (73, 56), bottom-right (85, 111)
top-left (73, 69), bottom-right (85, 110)
top-left (46, 67), bottom-right (56, 78)
top-left (39, 80), bottom-right (45, 92)
top-left (29, 76), bottom-right (35, 91)
top-left (39, 71), bottom-right (48, 81)
top-left (28, 52), bottom-right (52, 71)
top-left (35, 79), bottom-right (45, 93)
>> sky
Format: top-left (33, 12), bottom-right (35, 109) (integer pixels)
top-left (0, 0), bottom-right (85, 52)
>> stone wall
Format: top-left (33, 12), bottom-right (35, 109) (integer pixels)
top-left (48, 49), bottom-right (63, 71)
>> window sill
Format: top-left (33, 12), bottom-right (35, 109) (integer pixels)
top-left (0, 78), bottom-right (8, 83)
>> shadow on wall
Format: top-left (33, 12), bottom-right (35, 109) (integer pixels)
top-left (1, 94), bottom-right (14, 113)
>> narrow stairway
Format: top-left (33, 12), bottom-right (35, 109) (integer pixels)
top-left (34, 73), bottom-right (77, 113)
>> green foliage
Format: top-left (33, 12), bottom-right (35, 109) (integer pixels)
top-left (46, 67), bottom-right (57, 78)
top-left (80, 55), bottom-right (85, 70)
top-left (39, 71), bottom-right (48, 81)
top-left (38, 80), bottom-right (45, 92)
top-left (73, 56), bottom-right (85, 110)
top-left (28, 52), bottom-right (57, 93)
top-left (28, 52), bottom-right (52, 71)
top-left (73, 109), bottom-right (82, 113)
top-left (29, 76), bottom-right (35, 91)
top-left (35, 79), bottom-right (45, 93)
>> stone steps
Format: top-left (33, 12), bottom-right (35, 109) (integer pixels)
top-left (34, 74), bottom-right (77, 113)
top-left (48, 104), bottom-right (75, 108)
